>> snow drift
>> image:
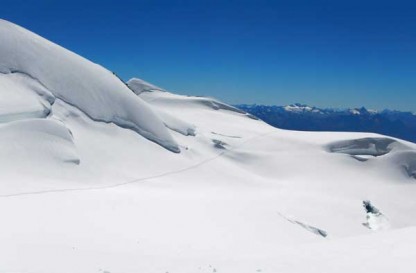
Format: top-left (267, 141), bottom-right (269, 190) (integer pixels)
top-left (327, 137), bottom-right (408, 157)
top-left (0, 118), bottom-right (79, 165)
top-left (137, 86), bottom-right (257, 118)
top-left (127, 77), bottom-right (165, 95)
top-left (0, 72), bottom-right (54, 122)
top-left (0, 19), bottom-right (179, 152)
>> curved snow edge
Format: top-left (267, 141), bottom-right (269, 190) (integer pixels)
top-left (0, 19), bottom-right (180, 153)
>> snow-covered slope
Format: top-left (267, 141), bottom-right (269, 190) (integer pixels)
top-left (127, 77), bottom-right (165, 94)
top-left (0, 19), bottom-right (179, 152)
top-left (1, 19), bottom-right (416, 273)
top-left (0, 73), bottom-right (54, 122)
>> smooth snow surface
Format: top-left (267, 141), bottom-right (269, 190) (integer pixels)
top-left (1, 19), bottom-right (416, 273)
top-left (0, 118), bottom-right (79, 172)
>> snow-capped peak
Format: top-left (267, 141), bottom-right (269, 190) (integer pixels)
top-left (284, 103), bottom-right (320, 113)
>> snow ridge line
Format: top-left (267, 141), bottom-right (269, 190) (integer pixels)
top-left (1, 70), bottom-right (180, 153)
top-left (0, 130), bottom-right (276, 198)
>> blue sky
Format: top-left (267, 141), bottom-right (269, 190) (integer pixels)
top-left (2, 0), bottom-right (416, 111)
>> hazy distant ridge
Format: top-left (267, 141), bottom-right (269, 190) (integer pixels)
top-left (236, 103), bottom-right (416, 143)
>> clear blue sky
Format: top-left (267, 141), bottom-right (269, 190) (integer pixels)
top-left (2, 0), bottom-right (416, 111)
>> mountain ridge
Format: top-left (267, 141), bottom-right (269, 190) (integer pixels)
top-left (236, 103), bottom-right (416, 143)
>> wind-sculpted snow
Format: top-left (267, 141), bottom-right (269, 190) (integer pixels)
top-left (126, 78), bottom-right (199, 136)
top-left (389, 151), bottom-right (416, 179)
top-left (327, 136), bottom-right (416, 179)
top-left (0, 19), bottom-right (179, 152)
top-left (128, 77), bottom-right (259, 135)
top-left (3, 19), bottom-right (416, 273)
top-left (137, 85), bottom-right (256, 119)
top-left (0, 118), bottom-right (79, 166)
top-left (155, 109), bottom-right (196, 136)
top-left (127, 77), bottom-right (165, 95)
top-left (0, 73), bottom-right (54, 122)
top-left (327, 137), bottom-right (407, 156)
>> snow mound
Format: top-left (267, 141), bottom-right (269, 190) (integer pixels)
top-left (327, 137), bottom-right (407, 157)
top-left (127, 77), bottom-right (259, 136)
top-left (127, 77), bottom-right (165, 95)
top-left (137, 86), bottom-right (256, 119)
top-left (0, 72), bottom-right (54, 122)
top-left (389, 151), bottom-right (416, 179)
top-left (155, 109), bottom-right (196, 136)
top-left (0, 19), bottom-right (179, 152)
top-left (0, 118), bottom-right (79, 166)
top-left (124, 78), bottom-right (197, 136)
top-left (327, 136), bottom-right (416, 179)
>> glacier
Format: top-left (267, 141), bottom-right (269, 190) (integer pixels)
top-left (1, 19), bottom-right (416, 273)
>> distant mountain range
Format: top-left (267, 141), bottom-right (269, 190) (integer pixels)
top-left (236, 103), bottom-right (416, 143)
